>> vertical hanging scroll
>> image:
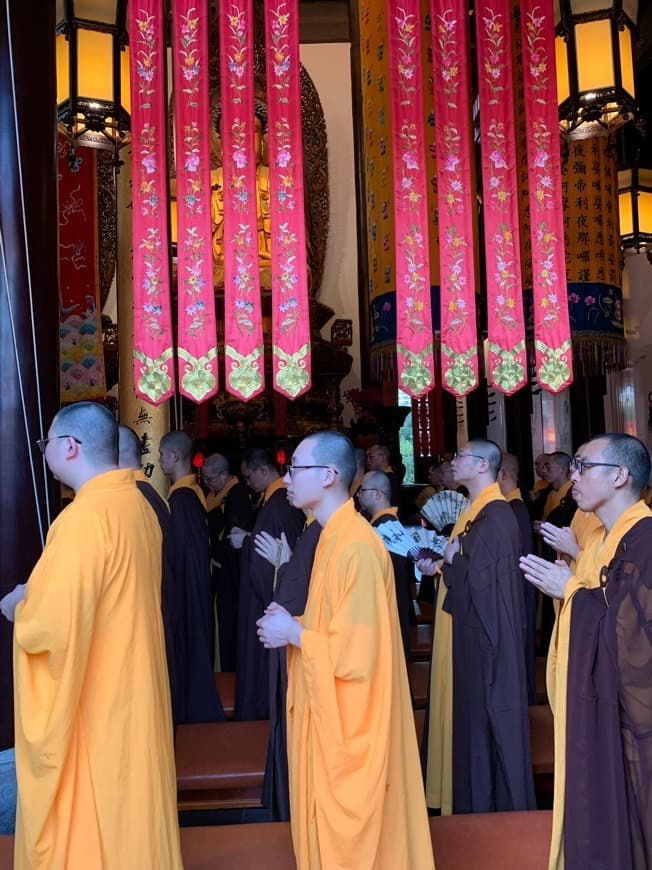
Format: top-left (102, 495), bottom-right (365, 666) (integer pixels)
top-left (128, 0), bottom-right (175, 404)
top-left (476, 0), bottom-right (527, 394)
top-left (521, 0), bottom-right (573, 392)
top-left (387, 0), bottom-right (435, 398)
top-left (172, 0), bottom-right (218, 402)
top-left (218, 0), bottom-right (265, 400)
top-left (265, 0), bottom-right (312, 399)
top-left (430, 0), bottom-right (479, 396)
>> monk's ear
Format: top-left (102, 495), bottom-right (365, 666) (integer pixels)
top-left (612, 465), bottom-right (629, 490)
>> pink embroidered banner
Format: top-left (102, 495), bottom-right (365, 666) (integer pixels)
top-left (476, 0), bottom-right (527, 395)
top-left (386, 0), bottom-right (435, 398)
top-left (219, 0), bottom-right (265, 400)
top-left (172, 0), bottom-right (218, 402)
top-left (128, 0), bottom-right (175, 404)
top-left (430, 0), bottom-right (479, 396)
top-left (265, 0), bottom-right (312, 399)
top-left (521, 0), bottom-right (573, 392)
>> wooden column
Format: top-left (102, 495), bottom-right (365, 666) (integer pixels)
top-left (0, 0), bottom-right (60, 748)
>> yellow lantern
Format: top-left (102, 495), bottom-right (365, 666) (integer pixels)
top-left (619, 164), bottom-right (652, 254)
top-left (555, 0), bottom-right (638, 136)
top-left (56, 0), bottom-right (130, 160)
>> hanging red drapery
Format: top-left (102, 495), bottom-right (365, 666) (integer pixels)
top-left (128, 0), bottom-right (175, 404)
top-left (476, 0), bottom-right (527, 395)
top-left (430, 0), bottom-right (479, 397)
top-left (219, 0), bottom-right (266, 400)
top-left (386, 0), bottom-right (435, 398)
top-left (264, 0), bottom-right (312, 399)
top-left (521, 0), bottom-right (573, 392)
top-left (172, 0), bottom-right (218, 402)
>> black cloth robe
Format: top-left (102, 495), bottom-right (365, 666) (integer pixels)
top-left (565, 516), bottom-right (652, 870)
top-left (168, 485), bottom-right (225, 723)
top-left (262, 519), bottom-right (321, 821)
top-left (234, 487), bottom-right (304, 720)
top-left (509, 497), bottom-right (537, 705)
top-left (442, 499), bottom-right (536, 814)
top-left (135, 480), bottom-right (182, 726)
top-left (207, 482), bottom-right (254, 672)
top-left (371, 512), bottom-right (415, 659)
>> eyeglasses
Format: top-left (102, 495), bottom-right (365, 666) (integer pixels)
top-left (358, 487), bottom-right (389, 496)
top-left (35, 435), bottom-right (82, 454)
top-left (287, 465), bottom-right (338, 478)
top-left (453, 450), bottom-right (485, 461)
top-left (570, 458), bottom-right (622, 475)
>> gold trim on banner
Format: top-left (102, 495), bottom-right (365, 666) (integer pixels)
top-left (487, 339), bottom-right (527, 394)
top-left (225, 344), bottom-right (264, 399)
top-left (273, 342), bottom-right (311, 397)
top-left (178, 346), bottom-right (219, 402)
top-left (534, 338), bottom-right (573, 392)
top-left (396, 341), bottom-right (435, 396)
top-left (134, 347), bottom-right (175, 403)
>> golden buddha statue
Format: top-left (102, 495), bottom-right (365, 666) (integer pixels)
top-left (211, 114), bottom-right (272, 289)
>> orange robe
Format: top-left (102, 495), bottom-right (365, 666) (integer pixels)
top-left (13, 469), bottom-right (182, 869)
top-left (287, 499), bottom-right (434, 869)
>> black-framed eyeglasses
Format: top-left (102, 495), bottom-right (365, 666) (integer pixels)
top-left (358, 487), bottom-right (389, 496)
top-left (35, 435), bottom-right (82, 455)
top-left (570, 458), bottom-right (622, 475)
top-left (453, 450), bottom-right (485, 461)
top-left (287, 465), bottom-right (338, 478)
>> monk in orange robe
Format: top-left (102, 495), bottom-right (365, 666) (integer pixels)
top-left (13, 402), bottom-right (182, 870)
top-left (257, 431), bottom-right (434, 870)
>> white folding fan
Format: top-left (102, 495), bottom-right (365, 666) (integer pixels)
top-left (420, 489), bottom-right (469, 533)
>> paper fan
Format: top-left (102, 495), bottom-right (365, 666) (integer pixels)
top-left (372, 520), bottom-right (422, 559)
top-left (420, 490), bottom-right (469, 533)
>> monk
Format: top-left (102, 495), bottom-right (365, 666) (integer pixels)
top-left (13, 402), bottom-right (182, 869)
top-left (203, 452), bottom-right (254, 672)
top-left (357, 469), bottom-right (416, 658)
top-left (230, 447), bottom-right (304, 720)
top-left (521, 433), bottom-right (652, 870)
top-left (257, 431), bottom-right (434, 869)
top-left (426, 440), bottom-right (535, 815)
top-left (254, 513), bottom-right (321, 821)
top-left (119, 424), bottom-right (182, 723)
top-left (159, 430), bottom-right (225, 723)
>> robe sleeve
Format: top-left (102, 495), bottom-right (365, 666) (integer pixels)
top-left (296, 542), bottom-right (393, 846)
top-left (14, 510), bottom-right (106, 801)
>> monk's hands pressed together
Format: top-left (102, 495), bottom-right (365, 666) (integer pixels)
top-left (520, 554), bottom-right (572, 600)
top-left (257, 601), bottom-right (304, 649)
top-left (537, 523), bottom-right (579, 559)
top-left (444, 536), bottom-right (460, 565)
top-left (254, 531), bottom-right (292, 568)
top-left (228, 526), bottom-right (249, 550)
top-left (0, 583), bottom-right (25, 622)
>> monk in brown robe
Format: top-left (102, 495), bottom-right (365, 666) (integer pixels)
top-left (230, 447), bottom-right (304, 720)
top-left (13, 402), bottom-right (182, 869)
top-left (257, 431), bottom-right (433, 869)
top-left (254, 513), bottom-right (321, 821)
top-left (521, 433), bottom-right (652, 870)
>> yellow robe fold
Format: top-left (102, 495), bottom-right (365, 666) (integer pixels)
top-left (287, 499), bottom-right (434, 869)
top-left (547, 499), bottom-right (651, 870)
top-left (425, 481), bottom-right (504, 813)
top-left (13, 469), bottom-right (182, 870)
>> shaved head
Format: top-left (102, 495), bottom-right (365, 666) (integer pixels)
top-left (160, 430), bottom-right (193, 462)
top-left (500, 452), bottom-right (519, 478)
top-left (303, 431), bottom-right (356, 489)
top-left (118, 425), bottom-right (142, 470)
top-left (467, 439), bottom-right (502, 478)
top-left (203, 453), bottom-right (230, 475)
top-left (52, 401), bottom-right (118, 467)
top-left (364, 470), bottom-right (390, 495)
